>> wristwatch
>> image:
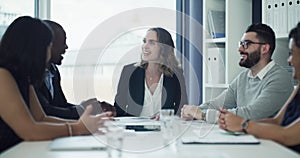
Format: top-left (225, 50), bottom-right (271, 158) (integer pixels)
top-left (201, 111), bottom-right (206, 121)
top-left (241, 119), bottom-right (250, 134)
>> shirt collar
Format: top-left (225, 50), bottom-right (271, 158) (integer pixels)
top-left (46, 63), bottom-right (57, 74)
top-left (247, 60), bottom-right (275, 80)
top-left (50, 63), bottom-right (57, 72)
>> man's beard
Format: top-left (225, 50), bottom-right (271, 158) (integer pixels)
top-left (239, 49), bottom-right (261, 68)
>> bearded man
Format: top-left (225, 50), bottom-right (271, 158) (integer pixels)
top-left (181, 23), bottom-right (294, 121)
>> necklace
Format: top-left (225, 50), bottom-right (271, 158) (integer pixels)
top-left (146, 67), bottom-right (161, 82)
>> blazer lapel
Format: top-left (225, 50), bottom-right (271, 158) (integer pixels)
top-left (161, 75), bottom-right (176, 109)
top-left (128, 67), bottom-right (145, 115)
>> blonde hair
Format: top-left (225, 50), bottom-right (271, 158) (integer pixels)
top-left (135, 27), bottom-right (180, 76)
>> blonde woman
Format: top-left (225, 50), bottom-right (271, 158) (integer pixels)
top-left (114, 27), bottom-right (187, 117)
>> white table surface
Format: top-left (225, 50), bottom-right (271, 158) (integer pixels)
top-left (1, 119), bottom-right (299, 158)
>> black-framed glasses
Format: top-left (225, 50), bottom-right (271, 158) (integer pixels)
top-left (239, 40), bottom-right (266, 49)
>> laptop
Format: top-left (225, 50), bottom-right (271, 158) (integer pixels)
top-left (49, 135), bottom-right (106, 151)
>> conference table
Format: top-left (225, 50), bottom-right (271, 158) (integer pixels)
top-left (1, 118), bottom-right (299, 158)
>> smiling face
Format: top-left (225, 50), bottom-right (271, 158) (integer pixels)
top-left (50, 27), bottom-right (68, 66)
top-left (288, 38), bottom-right (300, 80)
top-left (238, 32), bottom-right (264, 68)
top-left (141, 30), bottom-right (161, 63)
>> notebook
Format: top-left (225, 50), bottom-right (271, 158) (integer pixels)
top-left (49, 135), bottom-right (106, 151)
top-left (181, 129), bottom-right (260, 144)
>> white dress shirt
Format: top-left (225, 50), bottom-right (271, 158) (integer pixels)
top-left (44, 64), bottom-right (55, 98)
top-left (140, 74), bottom-right (164, 117)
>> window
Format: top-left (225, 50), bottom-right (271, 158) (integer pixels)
top-left (0, 0), bottom-right (34, 38)
top-left (50, 0), bottom-right (176, 103)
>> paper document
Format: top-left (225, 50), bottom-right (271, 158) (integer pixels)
top-left (182, 129), bottom-right (260, 144)
top-left (49, 135), bottom-right (106, 151)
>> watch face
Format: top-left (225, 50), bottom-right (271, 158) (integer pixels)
top-left (242, 119), bottom-right (250, 133)
top-left (242, 121), bottom-right (248, 128)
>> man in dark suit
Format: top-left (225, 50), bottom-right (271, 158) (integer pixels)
top-left (34, 20), bottom-right (83, 119)
top-left (35, 20), bottom-right (114, 119)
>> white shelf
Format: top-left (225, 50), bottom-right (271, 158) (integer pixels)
top-left (205, 83), bottom-right (229, 88)
top-left (205, 38), bottom-right (226, 43)
top-left (202, 0), bottom-right (252, 102)
top-left (276, 33), bottom-right (289, 39)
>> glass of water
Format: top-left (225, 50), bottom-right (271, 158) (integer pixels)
top-left (104, 121), bottom-right (125, 158)
top-left (160, 109), bottom-right (175, 144)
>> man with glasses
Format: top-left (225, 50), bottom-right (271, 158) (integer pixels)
top-left (181, 23), bottom-right (294, 121)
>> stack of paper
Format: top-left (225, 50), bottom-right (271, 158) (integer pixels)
top-left (49, 135), bottom-right (106, 151)
top-left (182, 129), bottom-right (260, 144)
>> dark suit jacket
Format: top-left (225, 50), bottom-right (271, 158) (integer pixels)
top-left (35, 64), bottom-right (82, 119)
top-left (114, 63), bottom-right (188, 117)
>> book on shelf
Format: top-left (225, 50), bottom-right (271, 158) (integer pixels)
top-left (207, 10), bottom-right (225, 38)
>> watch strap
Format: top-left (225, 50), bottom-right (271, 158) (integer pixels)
top-left (202, 111), bottom-right (206, 121)
top-left (241, 119), bottom-right (250, 134)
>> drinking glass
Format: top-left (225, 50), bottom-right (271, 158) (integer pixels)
top-left (104, 121), bottom-right (125, 158)
top-left (160, 109), bottom-right (175, 144)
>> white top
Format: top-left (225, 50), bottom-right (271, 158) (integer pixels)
top-left (140, 74), bottom-right (164, 117)
top-left (44, 64), bottom-right (56, 98)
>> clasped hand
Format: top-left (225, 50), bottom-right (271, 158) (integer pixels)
top-left (218, 109), bottom-right (244, 132)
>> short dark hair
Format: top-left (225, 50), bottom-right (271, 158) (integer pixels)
top-left (43, 20), bottom-right (64, 33)
top-left (245, 23), bottom-right (276, 56)
top-left (0, 16), bottom-right (53, 84)
top-left (289, 22), bottom-right (300, 48)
